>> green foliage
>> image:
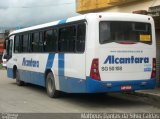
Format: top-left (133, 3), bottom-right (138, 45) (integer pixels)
top-left (0, 63), bottom-right (2, 69)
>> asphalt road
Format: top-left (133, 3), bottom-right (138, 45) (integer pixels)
top-left (0, 70), bottom-right (160, 113)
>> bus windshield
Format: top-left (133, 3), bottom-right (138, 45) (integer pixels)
top-left (99, 21), bottom-right (152, 44)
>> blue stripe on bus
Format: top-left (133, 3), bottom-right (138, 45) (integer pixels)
top-left (58, 19), bottom-right (67, 24)
top-left (58, 53), bottom-right (64, 76)
top-left (58, 53), bottom-right (67, 91)
top-left (7, 68), bottom-right (14, 79)
top-left (57, 19), bottom-right (67, 90)
top-left (46, 53), bottom-right (55, 69)
top-left (19, 69), bottom-right (45, 87)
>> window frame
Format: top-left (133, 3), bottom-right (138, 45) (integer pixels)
top-left (31, 32), bottom-right (40, 53)
top-left (22, 34), bottom-right (29, 53)
top-left (44, 28), bottom-right (58, 53)
top-left (12, 19), bottom-right (87, 54)
top-left (14, 35), bottom-right (20, 53)
top-left (99, 21), bottom-right (152, 45)
top-left (57, 20), bottom-right (86, 53)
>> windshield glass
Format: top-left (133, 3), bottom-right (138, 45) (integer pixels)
top-left (99, 21), bottom-right (152, 44)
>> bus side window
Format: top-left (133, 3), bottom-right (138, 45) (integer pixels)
top-left (32, 32), bottom-right (40, 52)
top-left (14, 35), bottom-right (20, 53)
top-left (28, 34), bottom-right (32, 52)
top-left (22, 34), bottom-right (29, 52)
top-left (39, 32), bottom-right (44, 52)
top-left (59, 28), bottom-right (67, 52)
top-left (52, 29), bottom-right (58, 52)
top-left (8, 39), bottom-right (13, 59)
top-left (4, 39), bottom-right (9, 59)
top-left (76, 23), bottom-right (86, 52)
top-left (69, 26), bottom-right (76, 52)
top-left (44, 30), bottom-right (53, 52)
top-left (44, 29), bottom-right (58, 52)
top-left (59, 26), bottom-right (76, 52)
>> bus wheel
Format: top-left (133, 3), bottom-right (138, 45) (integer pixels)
top-left (16, 70), bottom-right (24, 86)
top-left (46, 72), bottom-right (60, 98)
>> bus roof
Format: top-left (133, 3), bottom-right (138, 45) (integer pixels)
top-left (9, 14), bottom-right (85, 36)
top-left (9, 12), bottom-right (152, 36)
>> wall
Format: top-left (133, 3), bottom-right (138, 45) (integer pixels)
top-left (101, 0), bottom-right (160, 13)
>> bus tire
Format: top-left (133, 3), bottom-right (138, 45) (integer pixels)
top-left (46, 72), bottom-right (60, 98)
top-left (16, 69), bottom-right (24, 86)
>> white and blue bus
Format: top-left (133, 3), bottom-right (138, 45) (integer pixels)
top-left (5, 13), bottom-right (156, 98)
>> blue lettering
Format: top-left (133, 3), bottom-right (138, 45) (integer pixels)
top-left (115, 58), bottom-right (119, 64)
top-left (104, 55), bottom-right (149, 64)
top-left (104, 55), bottom-right (113, 64)
top-left (126, 58), bottom-right (130, 63)
top-left (144, 57), bottom-right (149, 63)
top-left (22, 58), bottom-right (39, 68)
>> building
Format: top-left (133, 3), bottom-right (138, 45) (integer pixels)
top-left (76, 0), bottom-right (160, 85)
top-left (0, 30), bottom-right (5, 63)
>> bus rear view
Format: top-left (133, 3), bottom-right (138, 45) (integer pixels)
top-left (86, 13), bottom-right (156, 93)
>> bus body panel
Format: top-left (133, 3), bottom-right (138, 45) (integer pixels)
top-left (85, 13), bottom-right (156, 92)
top-left (98, 45), bottom-right (155, 81)
top-left (6, 13), bottom-right (156, 94)
top-left (7, 53), bottom-right (86, 92)
top-left (96, 15), bottom-right (155, 82)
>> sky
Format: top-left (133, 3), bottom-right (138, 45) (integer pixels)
top-left (0, 0), bottom-right (78, 29)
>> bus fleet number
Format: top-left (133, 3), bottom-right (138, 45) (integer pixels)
top-left (101, 66), bottom-right (122, 71)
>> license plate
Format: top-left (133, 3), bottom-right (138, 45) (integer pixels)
top-left (121, 85), bottom-right (132, 91)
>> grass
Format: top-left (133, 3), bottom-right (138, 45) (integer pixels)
top-left (0, 63), bottom-right (3, 69)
